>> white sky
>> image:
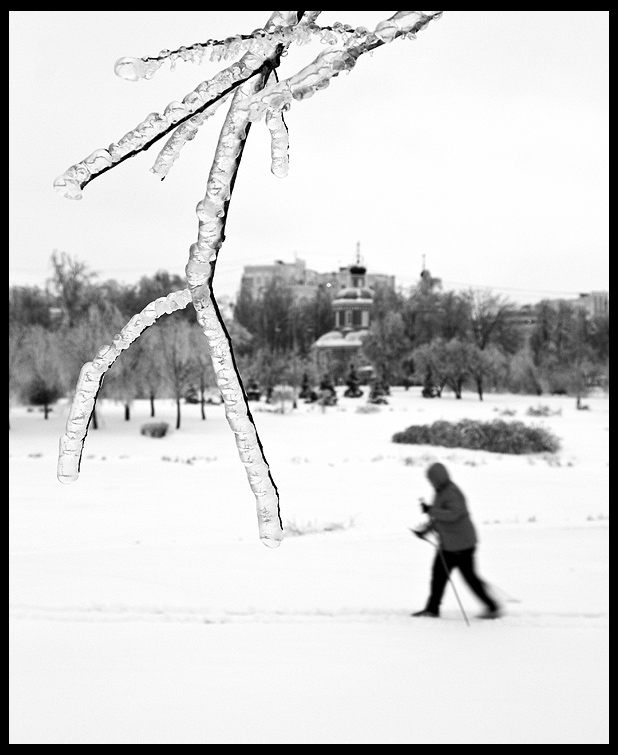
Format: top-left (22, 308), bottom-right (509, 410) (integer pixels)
top-left (9, 11), bottom-right (609, 305)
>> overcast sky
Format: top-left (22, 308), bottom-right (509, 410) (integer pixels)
top-left (9, 11), bottom-right (609, 305)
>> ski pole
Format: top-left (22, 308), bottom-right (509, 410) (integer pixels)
top-left (434, 540), bottom-right (470, 627)
top-left (412, 530), bottom-right (470, 627)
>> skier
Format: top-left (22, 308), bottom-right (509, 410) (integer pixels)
top-left (411, 462), bottom-right (503, 620)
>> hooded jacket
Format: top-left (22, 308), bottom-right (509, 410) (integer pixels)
top-left (423, 463), bottom-right (478, 552)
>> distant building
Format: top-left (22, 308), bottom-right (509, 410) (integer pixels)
top-left (571, 291), bottom-right (609, 318)
top-left (537, 290), bottom-right (610, 318)
top-left (505, 291), bottom-right (609, 345)
top-left (238, 249), bottom-right (395, 303)
top-left (239, 258), bottom-right (318, 302)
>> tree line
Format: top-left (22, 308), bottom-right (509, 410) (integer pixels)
top-left (9, 252), bottom-right (240, 429)
top-left (9, 253), bottom-right (609, 427)
top-left (361, 271), bottom-right (609, 403)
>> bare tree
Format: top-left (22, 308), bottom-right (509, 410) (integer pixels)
top-left (188, 323), bottom-right (218, 419)
top-left (49, 251), bottom-right (97, 329)
top-left (442, 338), bottom-right (469, 399)
top-left (9, 322), bottom-right (29, 427)
top-left (105, 335), bottom-right (147, 421)
top-left (462, 288), bottom-right (517, 351)
top-left (410, 339), bottom-right (450, 397)
top-left (23, 327), bottom-right (66, 419)
top-left (362, 310), bottom-right (411, 388)
top-left (62, 305), bottom-right (125, 429)
top-left (138, 328), bottom-right (166, 418)
top-left (157, 318), bottom-right (196, 430)
top-left (466, 344), bottom-right (506, 401)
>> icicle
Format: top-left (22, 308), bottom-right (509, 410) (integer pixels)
top-left (266, 109), bottom-right (289, 178)
top-left (114, 57), bottom-right (149, 82)
top-left (57, 288), bottom-right (192, 484)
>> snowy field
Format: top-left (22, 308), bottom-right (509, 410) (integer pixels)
top-left (9, 387), bottom-right (609, 744)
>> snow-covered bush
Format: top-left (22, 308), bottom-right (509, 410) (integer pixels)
top-left (392, 419), bottom-right (561, 455)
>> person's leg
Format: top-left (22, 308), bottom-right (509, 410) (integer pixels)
top-left (456, 548), bottom-right (499, 611)
top-left (424, 549), bottom-right (457, 614)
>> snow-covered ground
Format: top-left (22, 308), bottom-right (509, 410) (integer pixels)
top-left (9, 388), bottom-right (609, 743)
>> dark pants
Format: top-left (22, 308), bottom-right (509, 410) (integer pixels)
top-left (425, 547), bottom-right (497, 614)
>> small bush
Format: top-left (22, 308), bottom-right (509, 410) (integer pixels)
top-left (392, 418), bottom-right (560, 455)
top-left (140, 421), bottom-right (170, 438)
top-left (356, 404), bottom-right (381, 414)
top-left (526, 404), bottom-right (562, 417)
top-left (495, 407), bottom-right (517, 417)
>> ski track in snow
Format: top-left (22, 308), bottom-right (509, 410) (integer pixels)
top-left (9, 603), bottom-right (609, 628)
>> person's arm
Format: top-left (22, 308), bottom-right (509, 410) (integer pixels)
top-left (426, 487), bottom-right (467, 522)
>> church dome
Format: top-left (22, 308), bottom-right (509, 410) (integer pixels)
top-left (334, 286), bottom-right (374, 302)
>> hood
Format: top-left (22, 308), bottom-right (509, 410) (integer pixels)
top-left (426, 462), bottom-right (451, 491)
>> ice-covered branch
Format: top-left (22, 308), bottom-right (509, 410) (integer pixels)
top-left (184, 12), bottom-right (305, 547)
top-left (116, 12), bottom-right (440, 84)
top-left (112, 12), bottom-right (330, 82)
top-left (57, 289), bottom-right (192, 484)
top-left (238, 11), bottom-right (443, 122)
top-left (53, 57), bottom-right (277, 200)
top-left (53, 12), bottom-right (441, 198)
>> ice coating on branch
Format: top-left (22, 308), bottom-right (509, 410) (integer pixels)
top-left (193, 295), bottom-right (284, 548)
top-left (151, 92), bottom-right (233, 178)
top-left (239, 47), bottom-right (357, 123)
top-left (57, 288), bottom-right (191, 484)
top-left (111, 17), bottom-right (356, 83)
top-left (53, 173), bottom-right (84, 201)
top-left (375, 11), bottom-right (443, 41)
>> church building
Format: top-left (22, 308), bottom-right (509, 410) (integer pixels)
top-left (312, 244), bottom-right (375, 381)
